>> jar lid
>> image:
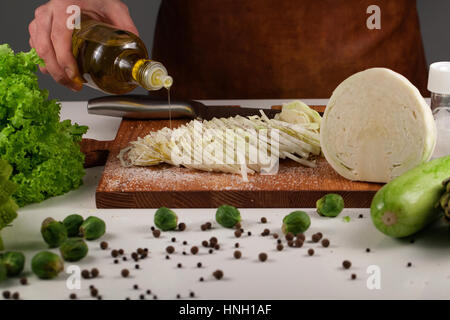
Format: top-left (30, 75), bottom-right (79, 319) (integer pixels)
top-left (428, 62), bottom-right (450, 94)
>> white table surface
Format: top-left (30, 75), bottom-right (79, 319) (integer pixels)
top-left (2, 99), bottom-right (448, 300)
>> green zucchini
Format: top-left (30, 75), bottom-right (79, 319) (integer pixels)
top-left (371, 155), bottom-right (450, 238)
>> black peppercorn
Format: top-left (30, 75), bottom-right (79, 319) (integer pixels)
top-left (191, 246), bottom-right (199, 255)
top-left (258, 253), bottom-right (268, 262)
top-left (213, 270), bottom-right (224, 280)
top-left (343, 260), bottom-right (352, 269)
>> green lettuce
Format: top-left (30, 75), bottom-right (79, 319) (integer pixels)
top-left (0, 44), bottom-right (88, 206)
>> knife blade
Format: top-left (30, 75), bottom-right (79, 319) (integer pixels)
top-left (87, 95), bottom-right (281, 120)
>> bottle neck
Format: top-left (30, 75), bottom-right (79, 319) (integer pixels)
top-left (132, 59), bottom-right (173, 91)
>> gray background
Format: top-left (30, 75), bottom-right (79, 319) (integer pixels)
top-left (0, 0), bottom-right (448, 101)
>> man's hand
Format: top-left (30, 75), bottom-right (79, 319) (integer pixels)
top-left (28, 0), bottom-right (139, 91)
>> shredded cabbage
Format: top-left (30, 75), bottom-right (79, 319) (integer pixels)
top-left (120, 100), bottom-right (321, 180)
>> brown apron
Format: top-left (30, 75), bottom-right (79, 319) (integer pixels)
top-left (152, 0), bottom-right (428, 99)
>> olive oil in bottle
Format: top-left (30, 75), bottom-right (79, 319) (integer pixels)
top-left (72, 16), bottom-right (173, 94)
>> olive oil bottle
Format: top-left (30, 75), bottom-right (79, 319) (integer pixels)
top-left (72, 16), bottom-right (172, 94)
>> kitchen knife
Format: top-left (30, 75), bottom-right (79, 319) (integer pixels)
top-left (87, 95), bottom-right (282, 120)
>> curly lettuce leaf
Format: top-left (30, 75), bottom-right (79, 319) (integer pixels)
top-left (0, 44), bottom-right (88, 206)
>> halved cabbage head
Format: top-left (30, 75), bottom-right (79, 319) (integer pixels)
top-left (321, 68), bottom-right (436, 183)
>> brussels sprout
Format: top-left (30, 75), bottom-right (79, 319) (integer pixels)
top-left (1, 251), bottom-right (25, 276)
top-left (216, 205), bottom-right (241, 228)
top-left (154, 207), bottom-right (178, 231)
top-left (41, 218), bottom-right (68, 248)
top-left (60, 238), bottom-right (88, 262)
top-left (316, 194), bottom-right (345, 217)
top-left (282, 211), bottom-right (311, 235)
top-left (0, 262), bottom-right (6, 283)
top-left (79, 216), bottom-right (106, 240)
top-left (31, 251), bottom-right (64, 279)
top-left (63, 214), bottom-right (84, 237)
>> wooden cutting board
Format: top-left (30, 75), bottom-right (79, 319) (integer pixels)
top-left (81, 106), bottom-right (382, 208)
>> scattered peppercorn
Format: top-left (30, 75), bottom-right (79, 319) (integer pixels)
top-left (191, 246), bottom-right (199, 255)
top-left (114, 259), bottom-right (119, 264)
top-left (277, 239), bottom-right (282, 244)
top-left (258, 253), bottom-right (268, 262)
top-left (176, 294), bottom-right (181, 299)
top-left (202, 240), bottom-right (208, 247)
top-left (140, 252), bottom-right (148, 259)
top-left (358, 214), bottom-right (364, 219)
top-left (135, 264), bottom-right (140, 270)
top-left (19, 277), bottom-right (28, 285)
top-left (199, 277), bottom-right (204, 282)
top-left (351, 274), bottom-right (357, 280)
top-left (171, 237), bottom-right (176, 242)
top-left (287, 240), bottom-right (294, 247)
top-left (69, 293), bottom-right (77, 300)
top-left (214, 244), bottom-right (220, 250)
top-left (152, 229), bottom-right (161, 238)
top-left (234, 222), bottom-right (241, 229)
top-left (131, 252), bottom-right (139, 261)
top-left (121, 269), bottom-right (130, 278)
top-left (201, 224), bottom-right (207, 231)
top-left (133, 284), bottom-right (139, 290)
top-left (312, 233), bottom-right (323, 243)
top-left (12, 292), bottom-right (19, 300)
top-left (366, 248), bottom-right (371, 253)
top-left (97, 296), bottom-right (103, 300)
top-left (182, 251), bottom-right (187, 255)
top-left (208, 249), bottom-right (213, 254)
top-left (296, 233), bottom-right (306, 241)
top-left (178, 223), bottom-right (186, 231)
top-left (272, 233), bottom-right (279, 239)
top-left (2, 291), bottom-right (10, 299)
top-left (81, 269), bottom-right (90, 279)
top-left (410, 239), bottom-right (415, 244)
top-left (100, 241), bottom-right (108, 250)
top-left (285, 232), bottom-right (294, 241)
top-left (122, 257), bottom-right (127, 261)
top-left (343, 260), bottom-right (352, 269)
top-left (277, 244), bottom-right (284, 251)
top-left (190, 292), bottom-right (195, 298)
top-left (118, 249), bottom-right (124, 255)
top-left (205, 222), bottom-right (212, 229)
top-left (261, 229), bottom-right (270, 236)
top-left (213, 270), bottom-right (224, 280)
top-left (234, 250), bottom-right (242, 259)
top-left (234, 230), bottom-right (242, 238)
top-left (111, 250), bottom-right (119, 258)
top-left (146, 290), bottom-right (151, 294)
top-left (197, 262), bottom-right (202, 268)
top-left (209, 237), bottom-right (218, 245)
top-left (166, 246), bottom-right (175, 254)
top-left (90, 288), bottom-right (98, 297)
top-left (261, 217), bottom-right (267, 223)
top-left (295, 239), bottom-right (304, 248)
top-left (235, 243), bottom-right (240, 248)
top-left (166, 255), bottom-right (170, 260)
top-left (183, 241), bottom-right (188, 245)
top-left (247, 231), bottom-right (252, 236)
top-left (91, 268), bottom-right (99, 278)
top-left (308, 249), bottom-right (315, 256)
top-left (321, 239), bottom-right (330, 248)
top-left (407, 262), bottom-right (412, 268)
top-left (140, 294), bottom-right (145, 300)
top-left (151, 226), bottom-right (155, 231)
top-left (177, 263), bottom-right (182, 268)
